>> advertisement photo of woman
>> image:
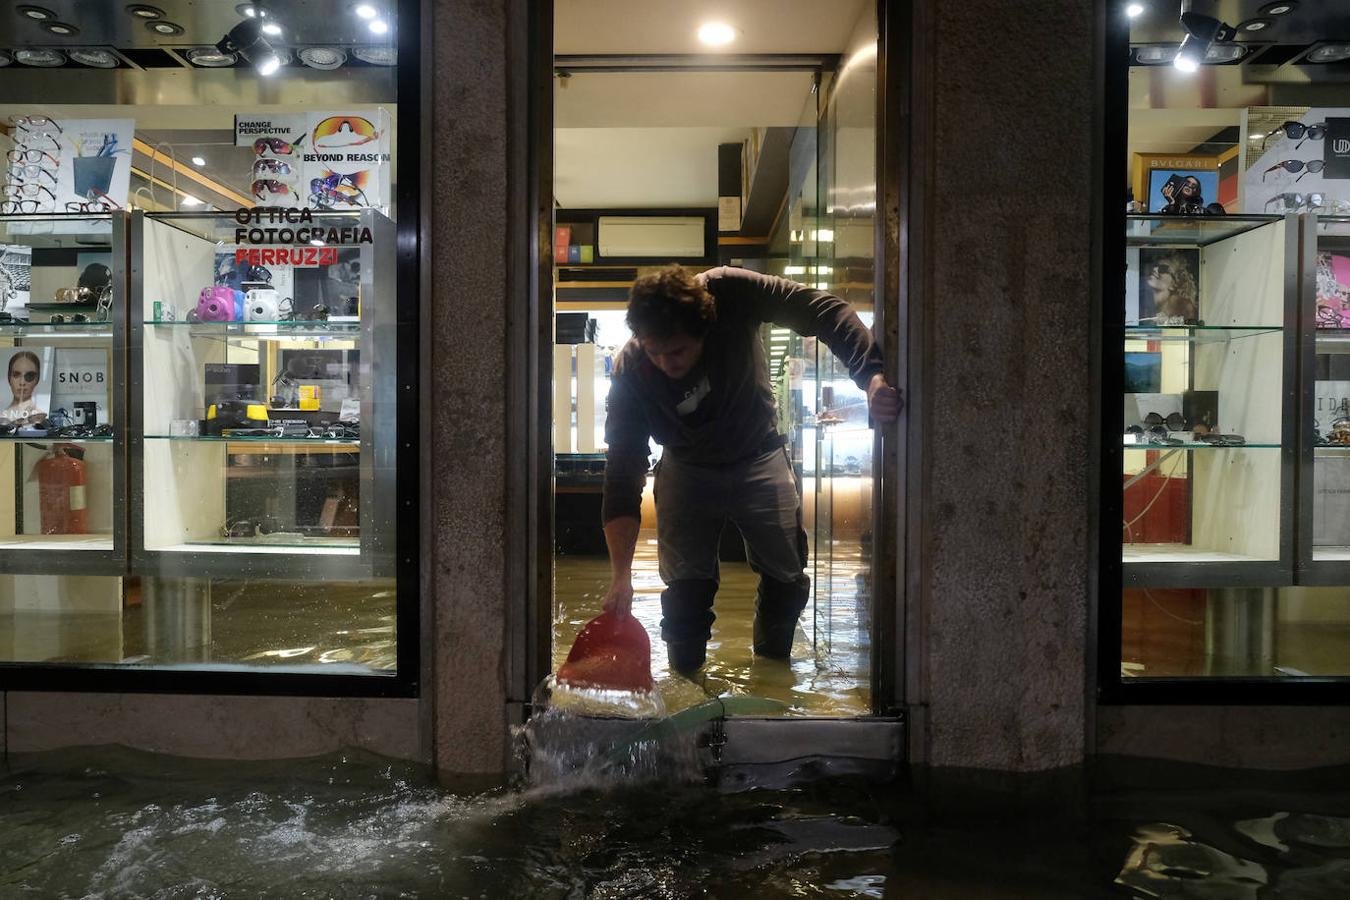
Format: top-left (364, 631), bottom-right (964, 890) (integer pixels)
top-left (4, 350), bottom-right (48, 425)
top-left (1138, 249), bottom-right (1200, 324)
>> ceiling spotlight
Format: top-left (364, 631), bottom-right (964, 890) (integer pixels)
top-left (298, 46), bottom-right (347, 69)
top-left (185, 46), bottom-right (237, 66)
top-left (354, 3), bottom-right (378, 17)
top-left (1126, 3), bottom-right (1145, 16)
top-left (368, 19), bottom-right (389, 34)
top-left (697, 22), bottom-right (736, 46)
top-left (17, 5), bottom-right (57, 21)
top-left (1135, 45), bottom-right (1178, 64)
top-left (236, 3), bottom-right (268, 16)
top-left (218, 18), bottom-right (285, 75)
top-left (261, 22), bottom-right (283, 37)
top-left (191, 156), bottom-right (206, 166)
top-left (1259, 1), bottom-right (1296, 14)
top-left (1307, 44), bottom-right (1350, 63)
top-left (0, 50), bottom-right (10, 66)
top-left (68, 48), bottom-right (120, 67)
top-left (42, 22), bottom-right (79, 36)
top-left (1239, 17), bottom-right (1273, 32)
top-left (125, 4), bottom-right (165, 18)
top-left (146, 20), bottom-right (185, 35)
top-left (1173, 0), bottom-right (1236, 73)
top-left (1174, 36), bottom-right (1201, 71)
top-left (14, 48), bottom-right (66, 67)
top-left (352, 46), bottom-right (396, 65)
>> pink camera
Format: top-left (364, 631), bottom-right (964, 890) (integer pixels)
top-left (195, 286), bottom-right (239, 322)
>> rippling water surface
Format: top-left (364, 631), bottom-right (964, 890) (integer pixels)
top-left (3, 747), bottom-right (1350, 898)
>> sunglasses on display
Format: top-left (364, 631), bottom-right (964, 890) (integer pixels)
top-left (1265, 191), bottom-right (1326, 213)
top-left (252, 158), bottom-right (294, 177)
top-left (252, 179), bottom-right (296, 200)
top-left (1263, 120), bottom-right (1326, 151)
top-left (1196, 432), bottom-right (1247, 446)
top-left (1263, 159), bottom-right (1325, 181)
top-left (253, 137), bottom-right (300, 156)
top-left (47, 313), bottom-right (90, 324)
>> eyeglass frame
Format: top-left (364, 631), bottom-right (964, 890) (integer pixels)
top-left (9, 115), bottom-right (62, 135)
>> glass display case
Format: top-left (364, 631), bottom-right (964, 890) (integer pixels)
top-left (129, 210), bottom-right (397, 581)
top-left (1120, 214), bottom-right (1296, 587)
top-left (0, 213), bottom-right (126, 574)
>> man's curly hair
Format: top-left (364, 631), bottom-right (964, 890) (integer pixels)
top-left (626, 265), bottom-right (716, 340)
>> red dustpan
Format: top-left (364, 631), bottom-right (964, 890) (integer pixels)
top-left (556, 610), bottom-right (655, 693)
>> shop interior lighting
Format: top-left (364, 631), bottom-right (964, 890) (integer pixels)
top-left (1307, 44), bottom-right (1350, 63)
top-left (181, 196), bottom-right (201, 206)
top-left (1135, 45), bottom-right (1178, 63)
top-left (217, 18), bottom-right (284, 76)
top-left (191, 156), bottom-right (206, 166)
top-left (298, 46), bottom-right (347, 70)
top-left (1126, 3), bottom-right (1145, 16)
top-left (1258, 1), bottom-right (1296, 15)
top-left (697, 22), bottom-right (736, 46)
top-left (368, 19), bottom-right (389, 35)
top-left (1238, 17), bottom-right (1273, 32)
top-left (0, 51), bottom-right (11, 66)
top-left (125, 4), bottom-right (165, 18)
top-left (352, 46), bottom-right (396, 65)
top-left (261, 22), bottom-right (284, 37)
top-left (42, 22), bottom-right (79, 36)
top-left (14, 48), bottom-right (66, 67)
top-left (185, 47), bottom-right (236, 67)
top-left (1173, 0), bottom-right (1236, 73)
top-left (17, 6), bottom-right (57, 21)
top-left (68, 48), bottom-right (120, 68)
top-left (146, 20), bottom-right (185, 36)
top-left (354, 4), bottom-right (378, 18)
top-left (237, 3), bottom-right (269, 17)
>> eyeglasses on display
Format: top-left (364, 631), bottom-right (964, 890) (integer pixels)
top-left (1264, 191), bottom-right (1326, 213)
top-left (6, 148), bottom-right (58, 166)
top-left (6, 163), bottom-right (57, 184)
top-left (8, 115), bottom-right (62, 134)
top-left (1263, 159), bottom-right (1326, 181)
top-left (3, 183), bottom-right (55, 202)
top-left (0, 200), bottom-right (40, 214)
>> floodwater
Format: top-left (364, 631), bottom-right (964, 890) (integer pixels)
top-left (3, 745), bottom-right (1350, 898)
top-left (554, 536), bottom-right (872, 717)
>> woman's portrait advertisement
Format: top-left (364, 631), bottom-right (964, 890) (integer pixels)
top-left (4, 347), bottom-right (53, 425)
top-left (1150, 169), bottom-right (1219, 215)
top-left (1137, 248), bottom-right (1200, 325)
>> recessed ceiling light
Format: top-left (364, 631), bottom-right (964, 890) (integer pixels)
top-left (191, 156), bottom-right (206, 166)
top-left (1204, 43), bottom-right (1246, 63)
top-left (298, 46), bottom-right (347, 69)
top-left (261, 22), bottom-right (283, 36)
top-left (68, 48), bottom-right (120, 67)
top-left (185, 47), bottom-right (237, 66)
top-left (368, 19), bottom-right (389, 35)
top-left (0, 50), bottom-right (11, 66)
top-left (236, 3), bottom-right (268, 17)
top-left (697, 22), bottom-right (736, 46)
top-left (1259, 1), bottom-right (1296, 14)
top-left (1239, 17), bottom-right (1273, 31)
top-left (354, 3), bottom-right (378, 18)
top-left (1307, 44), bottom-right (1350, 63)
top-left (1126, 3), bottom-right (1144, 17)
top-left (1135, 45), bottom-right (1178, 64)
top-left (14, 48), bottom-right (66, 67)
top-left (42, 21), bottom-right (78, 36)
top-left (146, 20), bottom-right (185, 35)
top-left (125, 4), bottom-right (165, 18)
top-left (17, 6), bottom-right (57, 21)
top-left (352, 46), bottom-right (396, 65)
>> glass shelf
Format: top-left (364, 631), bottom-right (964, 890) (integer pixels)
top-left (1122, 439), bottom-right (1279, 450)
top-left (144, 434), bottom-right (360, 445)
top-left (1124, 325), bottom-right (1282, 343)
top-left (0, 434), bottom-right (114, 443)
top-left (142, 321), bottom-right (359, 340)
top-left (1125, 214), bottom-right (1280, 247)
top-left (0, 212), bottom-right (115, 247)
top-left (0, 322), bottom-right (114, 338)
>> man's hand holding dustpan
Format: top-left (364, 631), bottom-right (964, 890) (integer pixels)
top-left (555, 578), bottom-right (654, 695)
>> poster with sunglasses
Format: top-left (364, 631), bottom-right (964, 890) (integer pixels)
top-left (49, 347), bottom-right (110, 428)
top-left (235, 110), bottom-right (391, 211)
top-left (1136, 248), bottom-right (1200, 325)
top-left (3, 345), bottom-right (53, 426)
top-left (1244, 108), bottom-right (1350, 214)
top-left (0, 244), bottom-right (32, 320)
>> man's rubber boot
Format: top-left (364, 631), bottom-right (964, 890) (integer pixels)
top-left (753, 574), bottom-right (810, 659)
top-left (660, 579), bottom-right (717, 675)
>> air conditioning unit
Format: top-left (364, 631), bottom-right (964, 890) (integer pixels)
top-left (597, 216), bottom-right (705, 259)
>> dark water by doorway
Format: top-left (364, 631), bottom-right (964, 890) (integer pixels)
top-left (2, 746), bottom-right (1349, 898)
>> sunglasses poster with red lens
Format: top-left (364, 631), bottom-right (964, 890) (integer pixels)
top-left (234, 110), bottom-right (390, 211)
top-left (1243, 106), bottom-right (1350, 213)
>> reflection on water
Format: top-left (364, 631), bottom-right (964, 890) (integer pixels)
top-left (4, 749), bottom-right (1350, 898)
top-left (555, 535), bottom-right (871, 717)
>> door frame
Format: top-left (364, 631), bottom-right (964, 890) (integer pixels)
top-left (514, 0), bottom-right (912, 720)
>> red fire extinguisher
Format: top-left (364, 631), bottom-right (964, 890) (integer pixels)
top-left (35, 443), bottom-right (87, 535)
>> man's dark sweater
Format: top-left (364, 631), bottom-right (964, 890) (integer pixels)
top-left (601, 266), bottom-right (883, 524)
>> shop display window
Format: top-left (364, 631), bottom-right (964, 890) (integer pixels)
top-left (0, 1), bottom-right (413, 689)
top-left (1108, 1), bottom-right (1350, 694)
